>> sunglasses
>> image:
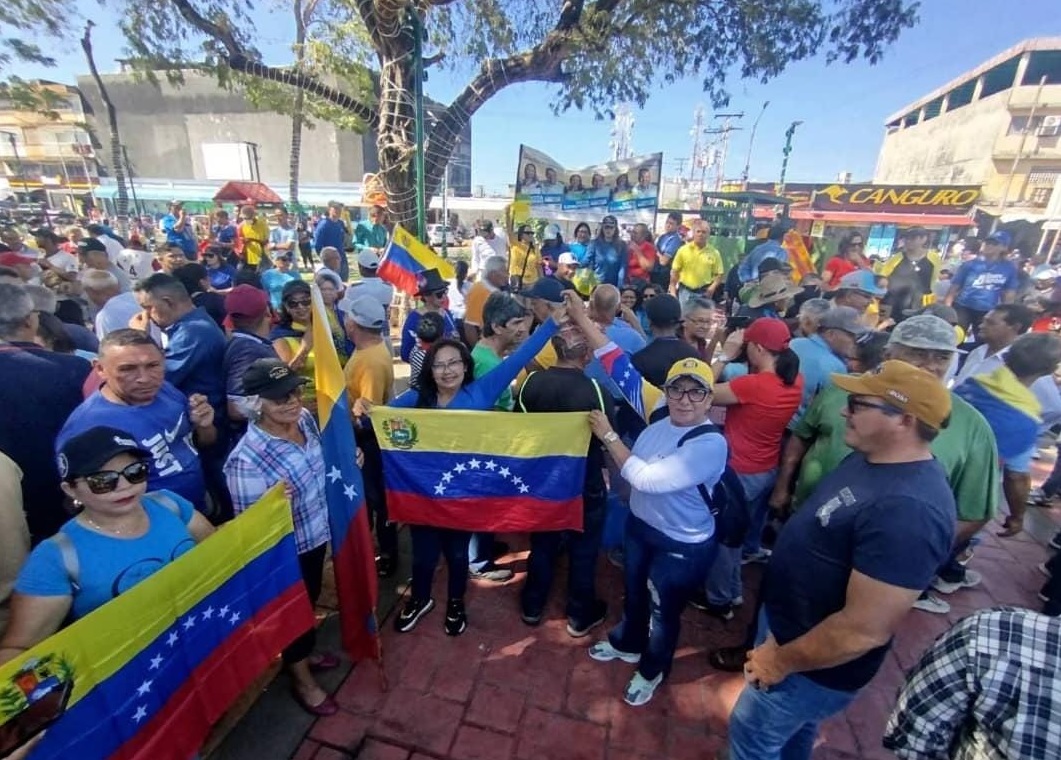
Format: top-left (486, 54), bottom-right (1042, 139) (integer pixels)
top-left (846, 397), bottom-right (902, 417)
top-left (665, 386), bottom-right (710, 403)
top-left (81, 460), bottom-right (150, 494)
top-left (285, 298), bottom-right (311, 308)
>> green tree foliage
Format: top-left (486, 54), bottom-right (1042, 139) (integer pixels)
top-left (0, 0), bottom-right (81, 113)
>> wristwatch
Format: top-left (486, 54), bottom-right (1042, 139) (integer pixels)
top-left (603, 431), bottom-right (620, 444)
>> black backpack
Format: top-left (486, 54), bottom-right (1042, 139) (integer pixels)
top-left (648, 409), bottom-right (749, 548)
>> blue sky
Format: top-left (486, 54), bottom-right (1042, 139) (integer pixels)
top-left (11, 0), bottom-right (1060, 191)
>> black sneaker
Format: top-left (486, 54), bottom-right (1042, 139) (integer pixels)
top-left (567, 600), bottom-right (607, 638)
top-left (394, 597), bottom-right (434, 633)
top-left (520, 607), bottom-right (543, 626)
top-left (687, 590), bottom-right (711, 612)
top-left (701, 601), bottom-right (735, 622)
top-left (444, 599), bottom-right (467, 636)
top-left (376, 554), bottom-right (397, 579)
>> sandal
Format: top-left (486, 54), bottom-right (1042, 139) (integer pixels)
top-left (997, 517), bottom-right (1023, 538)
top-left (707, 646), bottom-right (749, 673)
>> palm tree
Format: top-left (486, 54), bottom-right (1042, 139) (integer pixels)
top-left (80, 21), bottom-right (129, 232)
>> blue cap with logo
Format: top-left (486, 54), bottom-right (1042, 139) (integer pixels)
top-left (985, 230), bottom-right (1014, 249)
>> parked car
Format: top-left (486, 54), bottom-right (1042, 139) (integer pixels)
top-left (427, 224), bottom-right (457, 247)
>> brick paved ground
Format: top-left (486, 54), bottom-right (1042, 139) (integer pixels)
top-left (215, 459), bottom-right (1060, 760)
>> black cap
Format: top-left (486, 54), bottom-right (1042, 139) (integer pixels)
top-left (77, 238), bottom-right (108, 255)
top-left (242, 358), bottom-right (308, 400)
top-left (31, 227), bottom-right (58, 241)
top-left (523, 277), bottom-right (565, 304)
top-left (58, 426), bottom-right (150, 480)
top-left (645, 293), bottom-right (682, 326)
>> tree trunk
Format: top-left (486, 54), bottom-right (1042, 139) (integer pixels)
top-left (80, 22), bottom-right (129, 233)
top-left (289, 0), bottom-right (309, 211)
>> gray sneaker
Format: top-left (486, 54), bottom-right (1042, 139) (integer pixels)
top-left (623, 672), bottom-right (663, 707)
top-left (470, 564), bottom-right (513, 582)
top-left (588, 640), bottom-right (640, 664)
top-left (913, 593), bottom-right (950, 614)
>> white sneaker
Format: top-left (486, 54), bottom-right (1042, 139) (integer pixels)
top-left (623, 672), bottom-right (663, 707)
top-left (932, 569), bottom-right (983, 595)
top-left (913, 594), bottom-right (951, 614)
top-left (588, 640), bottom-right (640, 664)
top-left (1039, 562), bottom-right (1052, 578)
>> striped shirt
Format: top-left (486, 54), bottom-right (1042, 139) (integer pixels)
top-left (223, 409), bottom-right (330, 553)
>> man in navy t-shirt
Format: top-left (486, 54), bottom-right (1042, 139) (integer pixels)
top-left (57, 329), bottom-right (217, 513)
top-left (729, 361), bottom-right (956, 760)
top-left (946, 230), bottom-right (1019, 335)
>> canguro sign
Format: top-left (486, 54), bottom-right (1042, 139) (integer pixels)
top-left (812, 184), bottom-right (981, 214)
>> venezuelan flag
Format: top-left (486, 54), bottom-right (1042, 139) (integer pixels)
top-left (378, 224), bottom-right (456, 296)
top-left (954, 365), bottom-right (1041, 461)
top-left (0, 486), bottom-right (313, 760)
top-left (374, 407), bottom-right (590, 533)
top-left (311, 285), bottom-right (380, 662)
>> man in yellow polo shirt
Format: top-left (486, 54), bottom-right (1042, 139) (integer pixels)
top-left (668, 220), bottom-right (724, 308)
top-left (238, 204), bottom-right (271, 271)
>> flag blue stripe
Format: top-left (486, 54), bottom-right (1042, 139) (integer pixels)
top-left (381, 242), bottom-right (426, 277)
top-left (320, 388), bottom-right (367, 557)
top-left (32, 535), bottom-right (303, 760)
top-left (381, 450), bottom-right (585, 501)
top-left (954, 381), bottom-right (1038, 460)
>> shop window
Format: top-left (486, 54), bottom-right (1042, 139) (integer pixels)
top-left (1028, 187), bottom-right (1051, 207)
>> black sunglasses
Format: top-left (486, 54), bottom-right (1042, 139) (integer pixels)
top-left (81, 460), bottom-right (150, 494)
top-left (285, 298), bottom-right (311, 308)
top-left (846, 397), bottom-right (902, 417)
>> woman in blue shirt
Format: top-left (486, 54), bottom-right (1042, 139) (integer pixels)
top-left (202, 245), bottom-right (237, 292)
top-left (1, 426), bottom-right (214, 664)
top-left (584, 215), bottom-right (627, 287)
top-left (387, 316), bottom-right (561, 636)
top-left (568, 222), bottom-right (593, 265)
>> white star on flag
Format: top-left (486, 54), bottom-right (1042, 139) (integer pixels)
top-left (136, 679), bottom-right (153, 697)
top-left (519, 485), bottom-right (530, 494)
top-left (512, 477), bottom-right (524, 487)
top-left (182, 615), bottom-right (196, 630)
top-left (132, 706), bottom-right (148, 724)
top-left (622, 369), bottom-right (631, 380)
top-left (468, 458), bottom-right (481, 469)
top-left (485, 460), bottom-right (497, 471)
top-left (229, 611), bottom-right (241, 625)
top-left (434, 484), bottom-right (446, 495)
top-left (149, 655), bottom-right (163, 671)
top-left (327, 466), bottom-right (342, 484)
top-left (441, 472), bottom-right (453, 483)
top-left (454, 463), bottom-right (466, 473)
top-left (498, 467), bottom-right (510, 478)
top-left (219, 605), bottom-right (230, 617)
top-left (202, 606), bottom-right (214, 620)
top-left (166, 632), bottom-right (179, 647)
top-left (344, 483), bottom-right (358, 500)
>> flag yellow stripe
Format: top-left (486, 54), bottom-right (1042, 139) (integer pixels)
top-left (373, 408), bottom-right (590, 458)
top-left (311, 284), bottom-right (347, 432)
top-left (0, 486), bottom-right (293, 706)
top-left (391, 225), bottom-right (455, 280)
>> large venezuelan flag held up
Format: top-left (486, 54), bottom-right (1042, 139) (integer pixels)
top-left (0, 486), bottom-right (313, 760)
top-left (374, 407), bottom-right (591, 533)
top-left (377, 224), bottom-right (456, 296)
top-left (311, 285), bottom-right (380, 662)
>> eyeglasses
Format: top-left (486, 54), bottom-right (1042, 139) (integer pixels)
top-left (665, 386), bottom-right (710, 403)
top-left (846, 397), bottom-right (902, 417)
top-left (285, 298), bottom-right (311, 308)
top-left (81, 460), bottom-right (150, 495)
top-left (432, 359), bottom-right (464, 373)
top-left (642, 293), bottom-right (657, 300)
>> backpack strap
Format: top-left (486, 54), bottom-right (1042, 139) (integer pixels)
top-left (143, 491), bottom-right (184, 520)
top-left (648, 406), bottom-right (669, 425)
top-left (49, 532), bottom-right (81, 595)
top-left (588, 379), bottom-right (607, 413)
top-left (676, 424), bottom-right (724, 507)
top-left (517, 371), bottom-right (537, 412)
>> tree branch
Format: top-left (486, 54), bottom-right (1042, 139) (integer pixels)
top-left (423, 52), bottom-right (445, 68)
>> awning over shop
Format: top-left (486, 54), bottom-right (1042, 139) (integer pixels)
top-left (214, 181), bottom-right (282, 205)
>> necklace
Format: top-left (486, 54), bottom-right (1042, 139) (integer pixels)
top-left (81, 511), bottom-right (143, 536)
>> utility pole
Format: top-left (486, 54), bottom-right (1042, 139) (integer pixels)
top-left (688, 106), bottom-right (705, 182)
top-left (705, 112), bottom-right (744, 191)
top-left (779, 120), bottom-right (803, 194)
top-left (52, 133), bottom-right (72, 212)
top-left (741, 101), bottom-right (770, 186)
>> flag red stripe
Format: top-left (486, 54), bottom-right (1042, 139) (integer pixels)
top-left (111, 583), bottom-right (314, 760)
top-left (386, 491), bottom-right (584, 533)
top-left (377, 259), bottom-right (419, 297)
top-left (333, 508), bottom-right (381, 662)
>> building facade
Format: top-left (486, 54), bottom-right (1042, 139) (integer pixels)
top-left (0, 81), bottom-right (99, 209)
top-left (874, 38), bottom-right (1061, 220)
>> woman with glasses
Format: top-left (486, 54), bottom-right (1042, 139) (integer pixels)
top-left (822, 232), bottom-right (869, 290)
top-left (398, 268), bottom-right (459, 363)
top-left (225, 359), bottom-right (353, 716)
top-left (271, 280), bottom-right (319, 416)
top-left (202, 244), bottom-right (237, 292)
top-left (508, 223), bottom-right (543, 291)
top-left (314, 271), bottom-right (352, 364)
top-left (384, 311), bottom-right (565, 637)
top-left (0, 426), bottom-right (214, 663)
top-left (584, 215), bottom-right (626, 287)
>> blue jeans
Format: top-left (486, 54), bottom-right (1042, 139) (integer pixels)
top-left (706, 470), bottom-right (777, 605)
top-left (608, 515), bottom-right (716, 680)
top-left (729, 610), bottom-right (858, 760)
top-left (522, 489), bottom-right (607, 623)
top-left (411, 525), bottom-right (470, 601)
top-left (468, 532), bottom-right (496, 573)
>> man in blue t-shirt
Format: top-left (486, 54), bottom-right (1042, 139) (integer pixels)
top-left (788, 306), bottom-right (866, 426)
top-left (160, 200), bottom-right (199, 259)
top-left (57, 329), bottom-right (217, 513)
top-left (729, 360), bottom-right (956, 760)
top-left (946, 230), bottom-right (1019, 336)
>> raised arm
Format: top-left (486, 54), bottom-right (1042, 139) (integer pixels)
top-left (467, 318), bottom-right (560, 409)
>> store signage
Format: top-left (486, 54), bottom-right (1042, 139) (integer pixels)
top-left (811, 184), bottom-right (981, 214)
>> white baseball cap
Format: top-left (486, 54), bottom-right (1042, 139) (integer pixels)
top-left (558, 252), bottom-right (578, 265)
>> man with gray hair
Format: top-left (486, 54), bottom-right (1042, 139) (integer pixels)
top-left (317, 246), bottom-right (344, 285)
top-left (795, 297), bottom-right (832, 337)
top-left (0, 282), bottom-right (92, 542)
top-left (463, 254), bottom-right (510, 345)
top-left (788, 305), bottom-right (867, 426)
top-left (81, 269), bottom-right (141, 338)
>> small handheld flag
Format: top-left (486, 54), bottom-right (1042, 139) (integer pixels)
top-left (378, 225), bottom-right (456, 296)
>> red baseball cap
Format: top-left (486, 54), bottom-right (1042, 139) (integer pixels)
top-left (744, 317), bottom-right (791, 352)
top-left (225, 284), bottom-right (269, 320)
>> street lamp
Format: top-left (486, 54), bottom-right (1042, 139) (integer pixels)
top-left (741, 100), bottom-right (770, 185)
top-left (778, 120), bottom-right (803, 194)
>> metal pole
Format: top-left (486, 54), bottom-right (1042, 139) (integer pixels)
top-left (741, 100), bottom-right (770, 185)
top-left (779, 120), bottom-right (803, 194)
top-left (441, 163), bottom-right (449, 258)
top-left (411, 9), bottom-right (427, 242)
top-left (53, 133), bottom-right (72, 213)
top-left (122, 144), bottom-right (142, 220)
top-left (998, 75), bottom-right (1048, 218)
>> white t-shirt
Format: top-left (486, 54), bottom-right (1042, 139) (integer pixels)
top-left (470, 234), bottom-right (509, 277)
top-left (96, 235), bottom-right (124, 264)
top-left (46, 251), bottom-right (80, 274)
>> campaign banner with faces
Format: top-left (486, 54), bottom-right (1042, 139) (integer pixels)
top-left (514, 144), bottom-right (663, 223)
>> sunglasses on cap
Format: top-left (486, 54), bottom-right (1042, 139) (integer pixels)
top-left (81, 460), bottom-right (150, 495)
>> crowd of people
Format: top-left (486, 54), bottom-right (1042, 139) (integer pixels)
top-left (1, 204), bottom-right (1060, 760)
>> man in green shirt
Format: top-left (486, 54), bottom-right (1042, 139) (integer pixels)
top-left (770, 315), bottom-right (998, 615)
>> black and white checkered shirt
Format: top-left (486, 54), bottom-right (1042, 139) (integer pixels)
top-left (884, 607), bottom-right (1061, 760)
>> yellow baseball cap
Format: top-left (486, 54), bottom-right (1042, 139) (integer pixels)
top-left (665, 358), bottom-right (715, 389)
top-left (831, 360), bottom-right (951, 430)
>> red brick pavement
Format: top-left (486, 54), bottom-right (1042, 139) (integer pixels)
top-left (293, 490), bottom-right (1060, 760)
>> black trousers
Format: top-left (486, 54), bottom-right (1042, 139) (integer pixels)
top-left (283, 543), bottom-right (328, 664)
top-left (355, 423), bottom-right (397, 558)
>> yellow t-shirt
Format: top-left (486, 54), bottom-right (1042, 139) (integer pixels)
top-left (509, 242), bottom-right (541, 286)
top-left (343, 341), bottom-right (394, 405)
top-left (464, 281), bottom-right (494, 328)
top-left (671, 242), bottom-right (724, 290)
top-left (273, 333), bottom-right (317, 410)
top-left (515, 335), bottom-right (558, 388)
top-left (240, 217), bottom-right (271, 266)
